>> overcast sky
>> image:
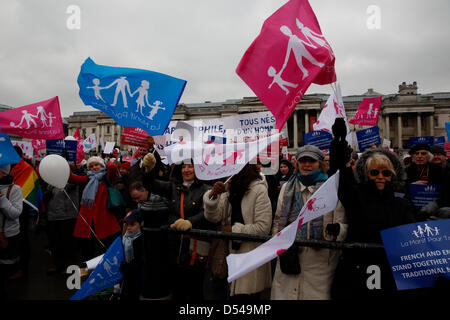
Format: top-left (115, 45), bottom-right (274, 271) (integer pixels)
top-left (1, 0), bottom-right (449, 117)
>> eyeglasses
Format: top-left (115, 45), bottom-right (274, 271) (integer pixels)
top-left (414, 151), bottom-right (428, 156)
top-left (368, 169), bottom-right (393, 177)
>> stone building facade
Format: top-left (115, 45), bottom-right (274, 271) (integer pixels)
top-left (66, 81), bottom-right (450, 153)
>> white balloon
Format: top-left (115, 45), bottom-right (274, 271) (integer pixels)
top-left (39, 154), bottom-right (70, 189)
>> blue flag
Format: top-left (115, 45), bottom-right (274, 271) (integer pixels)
top-left (0, 133), bottom-right (21, 166)
top-left (304, 131), bottom-right (333, 151)
top-left (355, 126), bottom-right (381, 151)
top-left (77, 57), bottom-right (187, 136)
top-left (70, 236), bottom-right (124, 300)
top-left (445, 122), bottom-right (450, 141)
top-left (381, 220), bottom-right (450, 290)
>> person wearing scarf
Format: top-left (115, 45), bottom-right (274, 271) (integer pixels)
top-left (271, 145), bottom-right (347, 300)
top-left (68, 156), bottom-right (121, 261)
top-left (120, 209), bottom-right (143, 300)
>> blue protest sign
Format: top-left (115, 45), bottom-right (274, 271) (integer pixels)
top-left (70, 236), bottom-right (124, 300)
top-left (434, 136), bottom-right (445, 148)
top-left (304, 131), bottom-right (333, 151)
top-left (46, 139), bottom-right (77, 163)
top-left (380, 219), bottom-right (450, 290)
top-left (409, 184), bottom-right (443, 211)
top-left (355, 126), bottom-right (381, 151)
top-left (77, 57), bottom-right (187, 136)
top-left (409, 136), bottom-right (434, 148)
top-left (445, 122), bottom-right (450, 141)
top-left (0, 133), bottom-right (21, 166)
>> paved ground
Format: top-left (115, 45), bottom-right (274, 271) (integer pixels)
top-left (7, 228), bottom-right (76, 300)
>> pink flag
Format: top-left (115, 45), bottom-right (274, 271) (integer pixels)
top-left (0, 97), bottom-right (64, 140)
top-left (73, 127), bottom-right (81, 140)
top-left (236, 0), bottom-right (336, 131)
top-left (31, 139), bottom-right (46, 151)
top-left (72, 127), bottom-right (85, 164)
top-left (349, 96), bottom-right (382, 126)
top-left (226, 171), bottom-right (340, 282)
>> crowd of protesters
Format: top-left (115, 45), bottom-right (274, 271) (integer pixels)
top-left (1, 120), bottom-right (450, 300)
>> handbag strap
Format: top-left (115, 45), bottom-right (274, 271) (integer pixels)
top-left (1, 185), bottom-right (14, 232)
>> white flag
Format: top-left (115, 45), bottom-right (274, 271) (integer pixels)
top-left (313, 83), bottom-right (354, 146)
top-left (164, 133), bottom-right (280, 181)
top-left (226, 171), bottom-right (340, 283)
top-left (83, 133), bottom-right (97, 152)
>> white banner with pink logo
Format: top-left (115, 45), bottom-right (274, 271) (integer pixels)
top-left (164, 133), bottom-right (280, 181)
top-left (11, 140), bottom-right (33, 159)
top-left (226, 171), bottom-right (340, 282)
top-left (0, 96), bottom-right (64, 140)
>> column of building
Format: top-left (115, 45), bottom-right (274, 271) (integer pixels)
top-left (397, 114), bottom-right (402, 149)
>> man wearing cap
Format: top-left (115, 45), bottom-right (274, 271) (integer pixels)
top-left (405, 143), bottom-right (445, 185)
top-left (430, 145), bottom-right (449, 169)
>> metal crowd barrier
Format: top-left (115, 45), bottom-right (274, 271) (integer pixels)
top-left (142, 227), bottom-right (384, 250)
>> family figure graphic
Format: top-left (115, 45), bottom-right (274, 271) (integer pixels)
top-left (268, 18), bottom-right (333, 95)
top-left (10, 106), bottom-right (57, 129)
top-left (87, 77), bottom-right (166, 120)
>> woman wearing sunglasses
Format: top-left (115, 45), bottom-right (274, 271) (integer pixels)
top-left (328, 118), bottom-right (416, 299)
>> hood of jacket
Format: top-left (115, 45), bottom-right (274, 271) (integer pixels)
top-left (354, 148), bottom-right (406, 192)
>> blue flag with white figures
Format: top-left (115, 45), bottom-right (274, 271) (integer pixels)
top-left (0, 133), bottom-right (21, 166)
top-left (77, 58), bottom-right (187, 136)
top-left (70, 236), bottom-right (124, 300)
top-left (380, 219), bottom-right (450, 290)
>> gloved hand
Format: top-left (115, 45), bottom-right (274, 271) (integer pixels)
top-left (142, 153), bottom-right (156, 173)
top-left (279, 246), bottom-right (301, 275)
top-left (170, 218), bottom-right (192, 231)
top-left (209, 182), bottom-right (226, 199)
top-left (332, 118), bottom-right (347, 141)
top-left (326, 223), bottom-right (340, 237)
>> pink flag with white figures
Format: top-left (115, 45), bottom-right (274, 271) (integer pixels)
top-left (0, 97), bottom-right (64, 140)
top-left (349, 96), bottom-right (382, 126)
top-left (226, 171), bottom-right (340, 283)
top-left (236, 0), bottom-right (336, 131)
top-left (72, 127), bottom-right (86, 164)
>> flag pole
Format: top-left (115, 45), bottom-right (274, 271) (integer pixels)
top-left (209, 174), bottom-right (233, 200)
top-left (63, 189), bottom-right (106, 249)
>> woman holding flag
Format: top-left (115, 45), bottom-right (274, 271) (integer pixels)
top-left (329, 118), bottom-right (416, 299)
top-left (270, 145), bottom-right (347, 300)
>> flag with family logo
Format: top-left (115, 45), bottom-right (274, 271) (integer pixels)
top-left (0, 133), bottom-right (21, 166)
top-left (349, 96), bottom-right (382, 126)
top-left (70, 236), bottom-right (124, 300)
top-left (83, 133), bottom-right (97, 152)
top-left (0, 97), bottom-right (64, 140)
top-left (236, 0), bottom-right (336, 131)
top-left (226, 171), bottom-right (340, 282)
top-left (77, 57), bottom-right (187, 136)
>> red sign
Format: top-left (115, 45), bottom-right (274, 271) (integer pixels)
top-left (121, 127), bottom-right (149, 147)
top-left (445, 142), bottom-right (450, 158)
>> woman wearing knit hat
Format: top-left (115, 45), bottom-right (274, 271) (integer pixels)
top-left (68, 156), bottom-right (123, 260)
top-left (0, 164), bottom-right (23, 298)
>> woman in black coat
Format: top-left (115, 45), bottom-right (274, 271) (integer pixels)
top-left (329, 118), bottom-right (416, 299)
top-left (141, 154), bottom-right (216, 300)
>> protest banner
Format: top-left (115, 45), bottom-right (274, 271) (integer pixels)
top-left (0, 133), bottom-right (22, 166)
top-left (46, 139), bottom-right (77, 163)
top-left (226, 171), bottom-right (340, 282)
top-left (445, 143), bottom-right (450, 158)
top-left (31, 139), bottom-right (46, 152)
top-left (356, 126), bottom-right (381, 151)
top-left (121, 127), bottom-right (149, 147)
top-left (381, 219), bottom-right (450, 290)
top-left (77, 57), bottom-right (186, 136)
top-left (409, 136), bottom-right (434, 148)
top-left (349, 96), bottom-right (382, 126)
top-left (434, 136), bottom-right (445, 148)
top-left (83, 133), bottom-right (97, 152)
top-left (0, 96), bottom-right (64, 140)
top-left (409, 184), bottom-right (443, 211)
top-left (11, 140), bottom-right (33, 159)
top-left (236, 0), bottom-right (336, 130)
top-left (71, 236), bottom-right (124, 300)
top-left (304, 130), bottom-right (333, 150)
